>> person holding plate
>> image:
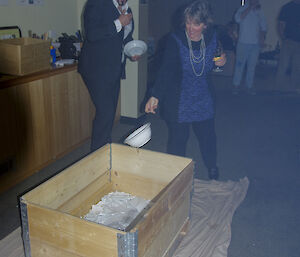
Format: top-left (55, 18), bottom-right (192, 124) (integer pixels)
top-left (79, 0), bottom-right (140, 151)
top-left (145, 0), bottom-right (226, 180)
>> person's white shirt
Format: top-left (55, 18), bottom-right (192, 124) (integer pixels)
top-left (235, 3), bottom-right (267, 44)
top-left (112, 0), bottom-right (132, 40)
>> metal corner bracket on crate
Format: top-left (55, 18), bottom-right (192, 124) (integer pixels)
top-left (20, 198), bottom-right (31, 257)
top-left (117, 231), bottom-right (138, 257)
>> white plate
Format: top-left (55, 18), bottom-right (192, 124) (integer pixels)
top-left (124, 40), bottom-right (147, 57)
top-left (54, 59), bottom-right (75, 67)
top-left (124, 123), bottom-right (151, 148)
top-left (51, 42), bottom-right (61, 49)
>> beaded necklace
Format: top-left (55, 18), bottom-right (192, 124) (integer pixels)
top-left (185, 30), bottom-right (206, 77)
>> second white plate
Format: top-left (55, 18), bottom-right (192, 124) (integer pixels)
top-left (124, 40), bottom-right (147, 57)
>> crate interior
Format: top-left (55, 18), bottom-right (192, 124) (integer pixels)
top-left (22, 143), bottom-right (192, 220)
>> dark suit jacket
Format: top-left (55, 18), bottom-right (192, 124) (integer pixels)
top-left (78, 0), bottom-right (134, 85)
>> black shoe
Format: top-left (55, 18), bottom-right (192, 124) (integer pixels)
top-left (208, 167), bottom-right (219, 180)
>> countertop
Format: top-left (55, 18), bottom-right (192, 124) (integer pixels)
top-left (0, 63), bottom-right (78, 89)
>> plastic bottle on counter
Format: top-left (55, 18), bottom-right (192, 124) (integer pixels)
top-left (50, 46), bottom-right (56, 64)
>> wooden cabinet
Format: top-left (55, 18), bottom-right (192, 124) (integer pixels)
top-left (0, 65), bottom-right (95, 193)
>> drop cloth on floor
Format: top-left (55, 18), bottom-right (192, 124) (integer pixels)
top-left (173, 177), bottom-right (249, 257)
top-left (0, 227), bottom-right (23, 257)
top-left (0, 178), bottom-right (249, 257)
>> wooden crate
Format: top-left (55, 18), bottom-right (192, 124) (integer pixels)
top-left (20, 143), bottom-right (194, 257)
top-left (0, 37), bottom-right (50, 75)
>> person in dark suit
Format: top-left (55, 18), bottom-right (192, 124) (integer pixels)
top-left (78, 0), bottom-right (140, 151)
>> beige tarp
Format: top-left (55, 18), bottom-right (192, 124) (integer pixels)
top-left (0, 227), bottom-right (23, 257)
top-left (0, 178), bottom-right (249, 257)
top-left (174, 178), bottom-right (249, 257)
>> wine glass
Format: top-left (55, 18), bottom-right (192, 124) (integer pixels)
top-left (213, 41), bottom-right (223, 72)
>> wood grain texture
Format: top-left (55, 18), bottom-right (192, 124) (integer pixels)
top-left (23, 145), bottom-right (110, 209)
top-left (162, 218), bottom-right (190, 257)
top-left (111, 143), bottom-right (193, 184)
top-left (21, 144), bottom-right (193, 257)
top-left (58, 178), bottom-right (113, 217)
top-left (0, 38), bottom-right (51, 76)
top-left (0, 64), bottom-right (77, 89)
top-left (0, 68), bottom-right (95, 193)
top-left (134, 164), bottom-right (193, 257)
top-left (30, 238), bottom-right (84, 257)
top-left (142, 191), bottom-right (190, 257)
top-left (27, 203), bottom-right (122, 257)
top-left (111, 170), bottom-right (166, 200)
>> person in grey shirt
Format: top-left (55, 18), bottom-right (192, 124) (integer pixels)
top-left (232, 0), bottom-right (267, 95)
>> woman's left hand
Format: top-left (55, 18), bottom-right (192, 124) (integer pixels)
top-left (214, 53), bottom-right (226, 67)
top-left (131, 55), bottom-right (141, 61)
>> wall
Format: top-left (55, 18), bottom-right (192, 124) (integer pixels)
top-left (210, 0), bottom-right (241, 25)
top-left (0, 0), bottom-right (292, 48)
top-left (148, 0), bottom-right (292, 50)
top-left (147, 0), bottom-right (241, 47)
top-left (211, 0), bottom-right (291, 49)
top-left (77, 0), bottom-right (87, 32)
top-left (148, 0), bottom-right (191, 46)
top-left (212, 0), bottom-right (291, 49)
top-left (0, 0), bottom-right (81, 39)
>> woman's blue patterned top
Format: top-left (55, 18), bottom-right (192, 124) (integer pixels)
top-left (173, 33), bottom-right (216, 123)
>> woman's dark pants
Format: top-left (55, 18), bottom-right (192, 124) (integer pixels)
top-left (166, 118), bottom-right (217, 170)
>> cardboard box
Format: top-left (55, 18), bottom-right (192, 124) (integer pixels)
top-left (0, 37), bottom-right (51, 75)
top-left (20, 144), bottom-right (194, 257)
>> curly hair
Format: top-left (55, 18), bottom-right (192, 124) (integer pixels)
top-left (184, 0), bottom-right (213, 27)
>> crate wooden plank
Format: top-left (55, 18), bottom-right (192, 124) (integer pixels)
top-left (23, 145), bottom-right (110, 209)
top-left (163, 218), bottom-right (190, 257)
top-left (111, 144), bottom-right (192, 183)
top-left (140, 189), bottom-right (191, 257)
top-left (27, 203), bottom-right (123, 257)
top-left (111, 170), bottom-right (166, 200)
top-left (57, 174), bottom-right (113, 217)
top-left (30, 238), bottom-right (83, 257)
top-left (134, 164), bottom-right (193, 256)
top-left (123, 162), bottom-right (193, 233)
top-left (167, 163), bottom-right (194, 209)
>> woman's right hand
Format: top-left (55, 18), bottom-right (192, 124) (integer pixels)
top-left (145, 97), bottom-right (159, 114)
top-left (214, 53), bottom-right (226, 67)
